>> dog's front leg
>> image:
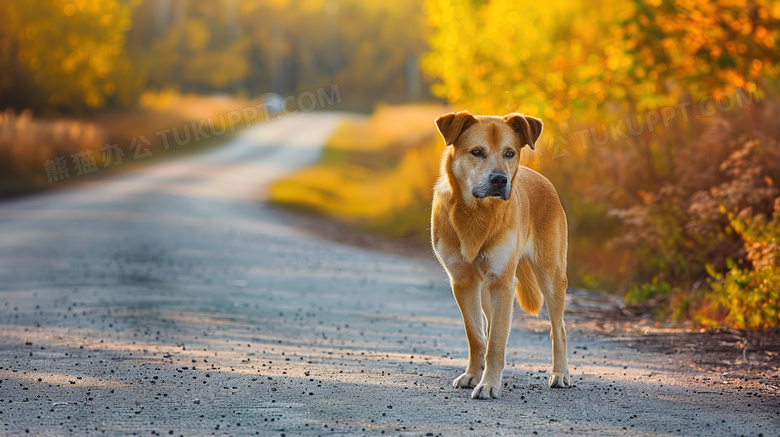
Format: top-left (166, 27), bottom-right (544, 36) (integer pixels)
top-left (451, 276), bottom-right (486, 389)
top-left (471, 279), bottom-right (514, 399)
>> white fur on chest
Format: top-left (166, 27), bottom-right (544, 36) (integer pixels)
top-left (435, 233), bottom-right (520, 278)
top-left (481, 233), bottom-right (518, 276)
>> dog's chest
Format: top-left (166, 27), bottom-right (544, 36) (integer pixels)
top-left (478, 234), bottom-right (516, 276)
top-left (435, 233), bottom-right (517, 277)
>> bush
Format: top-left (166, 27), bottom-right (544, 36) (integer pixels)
top-left (609, 101), bottom-right (780, 315)
top-left (610, 100), bottom-right (780, 330)
top-left (704, 199), bottom-right (780, 330)
top-left (625, 279), bottom-right (672, 306)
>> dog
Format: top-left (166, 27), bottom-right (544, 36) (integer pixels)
top-left (431, 110), bottom-right (569, 399)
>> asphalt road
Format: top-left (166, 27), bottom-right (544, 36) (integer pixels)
top-left (0, 113), bottom-right (777, 436)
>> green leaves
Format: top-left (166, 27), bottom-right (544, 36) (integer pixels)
top-left (705, 200), bottom-right (780, 330)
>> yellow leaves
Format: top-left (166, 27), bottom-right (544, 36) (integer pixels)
top-left (569, 38), bottom-right (583, 56)
top-left (423, 0), bottom-right (780, 133)
top-left (606, 53), bottom-right (635, 72)
top-left (1, 0), bottom-right (138, 112)
top-left (507, 10), bottom-right (521, 25)
top-left (74, 0), bottom-right (89, 13)
top-left (476, 61), bottom-right (494, 76)
top-left (99, 13), bottom-right (113, 26)
top-left (545, 72), bottom-right (565, 92)
top-left (85, 90), bottom-right (102, 108)
top-left (518, 47), bottom-right (531, 61)
top-left (184, 19), bottom-right (212, 53)
top-left (726, 70), bottom-right (746, 88)
top-left (647, 69), bottom-right (659, 81)
top-left (426, 0), bottom-right (629, 126)
top-left (709, 46), bottom-right (722, 60)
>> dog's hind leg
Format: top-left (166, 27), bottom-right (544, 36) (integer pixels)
top-left (533, 264), bottom-right (570, 388)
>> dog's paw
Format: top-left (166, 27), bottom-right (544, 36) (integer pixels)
top-left (471, 382), bottom-right (500, 400)
top-left (452, 372), bottom-right (479, 389)
top-left (549, 372), bottom-right (570, 388)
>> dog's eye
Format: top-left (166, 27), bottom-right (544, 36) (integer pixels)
top-left (471, 149), bottom-right (483, 157)
top-left (504, 149), bottom-right (516, 158)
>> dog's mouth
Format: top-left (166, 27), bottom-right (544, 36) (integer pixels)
top-left (472, 172), bottom-right (511, 201)
top-left (472, 187), bottom-right (510, 201)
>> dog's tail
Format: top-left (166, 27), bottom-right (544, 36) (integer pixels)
top-left (515, 258), bottom-right (543, 315)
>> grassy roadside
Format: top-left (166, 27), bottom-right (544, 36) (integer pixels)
top-left (0, 92), bottom-right (265, 198)
top-left (270, 104), bottom-right (447, 241)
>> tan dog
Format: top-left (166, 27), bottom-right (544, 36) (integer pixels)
top-left (431, 110), bottom-right (570, 399)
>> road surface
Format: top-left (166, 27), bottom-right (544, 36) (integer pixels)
top-left (0, 113), bottom-right (777, 436)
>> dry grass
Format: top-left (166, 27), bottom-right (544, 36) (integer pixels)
top-left (0, 109), bottom-right (106, 195)
top-left (0, 92), bottom-right (267, 197)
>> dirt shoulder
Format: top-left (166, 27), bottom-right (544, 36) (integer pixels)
top-left (564, 289), bottom-right (780, 384)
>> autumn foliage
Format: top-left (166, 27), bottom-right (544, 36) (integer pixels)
top-left (0, 0), bottom-right (434, 194)
top-left (422, 0), bottom-right (780, 330)
top-left (0, 0), bottom-right (431, 114)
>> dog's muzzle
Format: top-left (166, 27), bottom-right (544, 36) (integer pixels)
top-left (472, 172), bottom-right (510, 200)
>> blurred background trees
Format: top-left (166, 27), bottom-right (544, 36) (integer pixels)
top-left (0, 0), bottom-right (138, 114)
top-left (0, 0), bottom-right (435, 196)
top-left (0, 0), bottom-right (433, 115)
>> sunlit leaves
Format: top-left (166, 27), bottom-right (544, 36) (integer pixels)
top-left (423, 0), bottom-right (780, 330)
top-left (0, 0), bottom-right (138, 113)
top-left (424, 0), bottom-right (780, 130)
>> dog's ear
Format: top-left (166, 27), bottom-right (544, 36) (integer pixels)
top-left (503, 113), bottom-right (543, 150)
top-left (435, 111), bottom-right (478, 146)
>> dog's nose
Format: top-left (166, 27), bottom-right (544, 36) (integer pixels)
top-left (490, 173), bottom-right (507, 188)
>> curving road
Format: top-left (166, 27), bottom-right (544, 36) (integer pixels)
top-left (0, 113), bottom-right (776, 436)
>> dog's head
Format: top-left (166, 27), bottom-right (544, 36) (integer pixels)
top-left (435, 111), bottom-right (542, 201)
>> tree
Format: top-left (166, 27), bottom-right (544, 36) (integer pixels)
top-left (423, 0), bottom-right (780, 129)
top-left (0, 0), bottom-right (139, 114)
